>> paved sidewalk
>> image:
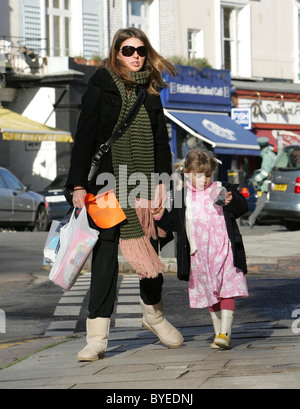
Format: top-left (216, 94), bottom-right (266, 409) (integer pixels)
top-left (0, 319), bottom-right (299, 389)
top-left (0, 226), bottom-right (299, 390)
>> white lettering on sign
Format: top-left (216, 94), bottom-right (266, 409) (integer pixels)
top-left (231, 108), bottom-right (252, 129)
top-left (202, 119), bottom-right (237, 141)
top-left (170, 82), bottom-right (230, 98)
top-left (240, 99), bottom-right (300, 125)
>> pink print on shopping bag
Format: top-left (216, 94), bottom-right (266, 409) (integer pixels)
top-left (51, 229), bottom-right (97, 290)
top-left (49, 207), bottom-right (99, 291)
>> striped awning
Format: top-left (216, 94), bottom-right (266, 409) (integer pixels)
top-left (0, 107), bottom-right (73, 142)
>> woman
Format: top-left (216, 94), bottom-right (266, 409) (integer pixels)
top-left (66, 27), bottom-right (183, 361)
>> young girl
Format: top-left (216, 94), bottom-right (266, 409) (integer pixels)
top-left (153, 149), bottom-right (249, 349)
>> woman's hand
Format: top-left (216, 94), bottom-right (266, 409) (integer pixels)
top-left (72, 187), bottom-right (87, 209)
top-left (151, 206), bottom-right (165, 219)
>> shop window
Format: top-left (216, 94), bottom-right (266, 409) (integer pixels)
top-left (176, 128), bottom-right (206, 162)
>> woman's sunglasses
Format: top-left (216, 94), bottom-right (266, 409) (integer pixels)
top-left (120, 45), bottom-right (147, 57)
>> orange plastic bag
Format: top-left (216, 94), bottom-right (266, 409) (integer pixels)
top-left (85, 190), bottom-right (126, 229)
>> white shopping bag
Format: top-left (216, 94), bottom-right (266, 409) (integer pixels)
top-left (49, 207), bottom-right (99, 291)
top-left (43, 208), bottom-right (73, 266)
top-left (43, 220), bottom-right (61, 266)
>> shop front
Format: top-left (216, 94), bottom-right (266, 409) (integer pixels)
top-left (161, 65), bottom-right (260, 181)
top-left (232, 80), bottom-right (300, 174)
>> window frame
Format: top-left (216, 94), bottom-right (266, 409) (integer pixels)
top-left (46, 0), bottom-right (72, 57)
top-left (127, 0), bottom-right (150, 33)
top-left (187, 29), bottom-right (204, 60)
top-left (221, 6), bottom-right (239, 73)
top-left (220, 1), bottom-right (251, 77)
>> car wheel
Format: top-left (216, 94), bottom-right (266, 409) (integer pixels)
top-left (33, 205), bottom-right (48, 232)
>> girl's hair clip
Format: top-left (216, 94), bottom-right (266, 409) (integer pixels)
top-left (178, 159), bottom-right (185, 171)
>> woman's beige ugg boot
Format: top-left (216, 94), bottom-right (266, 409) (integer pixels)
top-left (209, 311), bottom-right (221, 349)
top-left (140, 298), bottom-right (184, 348)
top-left (214, 309), bottom-right (234, 349)
top-left (77, 317), bottom-right (110, 361)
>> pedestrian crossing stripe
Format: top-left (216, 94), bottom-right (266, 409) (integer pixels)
top-left (45, 273), bottom-right (91, 337)
top-left (114, 275), bottom-right (142, 328)
top-left (45, 273), bottom-right (143, 336)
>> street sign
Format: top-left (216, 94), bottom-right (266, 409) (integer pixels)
top-left (231, 107), bottom-right (252, 130)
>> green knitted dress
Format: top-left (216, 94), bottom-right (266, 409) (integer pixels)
top-left (107, 67), bottom-right (165, 278)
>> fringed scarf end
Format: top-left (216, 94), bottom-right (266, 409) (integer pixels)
top-left (119, 236), bottom-right (165, 279)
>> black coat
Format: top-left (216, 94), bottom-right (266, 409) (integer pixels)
top-left (66, 68), bottom-right (173, 243)
top-left (155, 182), bottom-right (248, 281)
top-left (66, 68), bottom-right (172, 192)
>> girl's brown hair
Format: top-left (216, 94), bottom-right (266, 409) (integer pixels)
top-left (183, 149), bottom-right (217, 175)
top-left (106, 27), bottom-right (176, 95)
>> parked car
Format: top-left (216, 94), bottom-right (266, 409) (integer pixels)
top-left (39, 174), bottom-right (71, 222)
top-left (264, 144), bottom-right (300, 230)
top-left (0, 167), bottom-right (50, 231)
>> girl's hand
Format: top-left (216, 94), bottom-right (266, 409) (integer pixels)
top-left (225, 191), bottom-right (232, 205)
top-left (152, 184), bottom-right (167, 219)
top-left (72, 187), bottom-right (87, 209)
top-left (151, 206), bottom-right (165, 219)
top-left (153, 183), bottom-right (167, 209)
top-left (151, 183), bottom-right (168, 219)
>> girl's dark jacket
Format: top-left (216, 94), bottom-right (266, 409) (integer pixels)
top-left (66, 68), bottom-right (173, 242)
top-left (155, 182), bottom-right (248, 281)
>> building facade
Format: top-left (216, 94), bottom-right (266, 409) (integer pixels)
top-left (1, 0), bottom-right (300, 188)
top-left (0, 0), bottom-right (174, 189)
top-left (171, 0), bottom-right (300, 177)
top-left (173, 0), bottom-right (300, 83)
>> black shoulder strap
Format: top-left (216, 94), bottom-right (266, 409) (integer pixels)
top-left (87, 88), bottom-right (147, 183)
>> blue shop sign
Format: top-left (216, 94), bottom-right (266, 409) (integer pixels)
top-left (231, 108), bottom-right (252, 130)
top-left (161, 65), bottom-right (231, 112)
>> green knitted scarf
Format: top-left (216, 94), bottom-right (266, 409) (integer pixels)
top-left (108, 67), bottom-right (154, 239)
top-left (106, 67), bottom-right (165, 278)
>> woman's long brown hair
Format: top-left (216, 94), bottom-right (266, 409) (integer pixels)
top-left (106, 27), bottom-right (176, 95)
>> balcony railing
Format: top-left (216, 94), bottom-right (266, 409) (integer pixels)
top-left (0, 36), bottom-right (48, 76)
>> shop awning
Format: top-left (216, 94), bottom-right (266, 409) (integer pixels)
top-left (164, 110), bottom-right (260, 156)
top-left (0, 107), bottom-right (73, 142)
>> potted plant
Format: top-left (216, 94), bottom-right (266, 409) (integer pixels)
top-left (74, 56), bottom-right (87, 65)
top-left (89, 56), bottom-right (102, 66)
top-left (170, 56), bottom-right (212, 70)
